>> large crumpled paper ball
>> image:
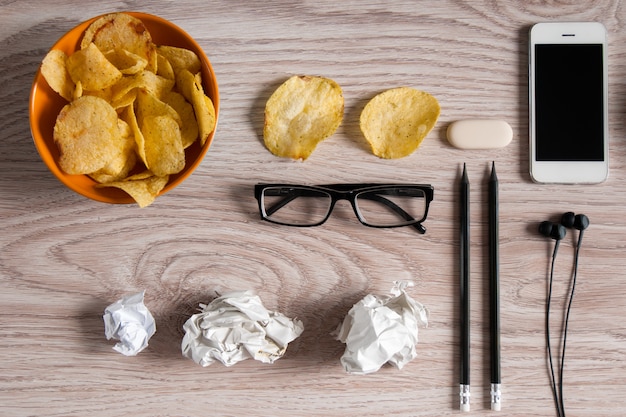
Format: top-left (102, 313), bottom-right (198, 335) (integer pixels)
top-left (335, 281), bottom-right (428, 374)
top-left (181, 290), bottom-right (304, 367)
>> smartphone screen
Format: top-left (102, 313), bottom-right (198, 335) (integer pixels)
top-left (534, 44), bottom-right (605, 161)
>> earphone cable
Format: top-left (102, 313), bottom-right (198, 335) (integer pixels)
top-left (558, 231), bottom-right (583, 416)
top-left (546, 240), bottom-right (564, 417)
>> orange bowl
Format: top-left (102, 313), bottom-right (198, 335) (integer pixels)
top-left (29, 12), bottom-right (219, 204)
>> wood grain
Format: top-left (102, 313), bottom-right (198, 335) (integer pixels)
top-left (1, 1), bottom-right (626, 416)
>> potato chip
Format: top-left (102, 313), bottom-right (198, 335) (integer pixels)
top-left (359, 87), bottom-right (440, 159)
top-left (108, 89), bottom-right (137, 110)
top-left (97, 174), bottom-right (169, 208)
top-left (88, 119), bottom-right (137, 183)
top-left (104, 48), bottom-right (148, 75)
top-left (121, 103), bottom-right (147, 166)
top-left (128, 90), bottom-right (184, 175)
top-left (111, 71), bottom-right (174, 105)
top-left (73, 81), bottom-right (84, 100)
top-left (156, 45), bottom-right (201, 75)
top-left (162, 91), bottom-right (199, 148)
top-left (200, 93), bottom-right (217, 147)
top-left (40, 49), bottom-right (74, 101)
top-left (53, 95), bottom-right (121, 174)
top-left (156, 53), bottom-right (175, 80)
top-left (176, 69), bottom-right (215, 147)
top-left (66, 43), bottom-right (123, 91)
top-left (81, 12), bottom-right (157, 72)
top-left (135, 88), bottom-right (181, 126)
top-left (141, 115), bottom-right (185, 176)
top-left (263, 75), bottom-right (344, 160)
top-left (125, 170), bottom-right (155, 181)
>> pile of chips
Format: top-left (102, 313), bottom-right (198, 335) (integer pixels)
top-left (40, 13), bottom-right (216, 207)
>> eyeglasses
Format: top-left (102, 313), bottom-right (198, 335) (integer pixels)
top-left (255, 183), bottom-right (434, 233)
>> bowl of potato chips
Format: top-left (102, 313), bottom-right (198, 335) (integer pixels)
top-left (29, 12), bottom-right (219, 207)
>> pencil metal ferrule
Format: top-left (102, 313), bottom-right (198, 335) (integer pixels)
top-left (491, 383), bottom-right (502, 411)
top-left (460, 384), bottom-right (470, 412)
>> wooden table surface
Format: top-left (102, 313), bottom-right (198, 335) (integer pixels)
top-left (1, 1), bottom-right (625, 416)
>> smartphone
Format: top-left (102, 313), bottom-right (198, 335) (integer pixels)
top-left (529, 22), bottom-right (609, 184)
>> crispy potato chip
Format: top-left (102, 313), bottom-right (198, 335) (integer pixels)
top-left (162, 91), bottom-right (199, 148)
top-left (156, 45), bottom-right (201, 75)
top-left (73, 81), bottom-right (84, 100)
top-left (121, 103), bottom-right (147, 166)
top-left (125, 170), bottom-right (155, 181)
top-left (141, 115), bottom-right (185, 176)
top-left (41, 49), bottom-right (74, 101)
top-left (111, 71), bottom-right (174, 105)
top-left (66, 43), bottom-right (123, 91)
top-left (263, 75), bottom-right (344, 160)
top-left (89, 119), bottom-right (137, 183)
top-left (109, 88), bottom-right (137, 110)
top-left (53, 95), bottom-right (120, 174)
top-left (200, 93), bottom-right (217, 147)
top-left (104, 48), bottom-right (148, 75)
top-left (177, 69), bottom-right (216, 146)
top-left (156, 53), bottom-right (175, 80)
top-left (135, 89), bottom-right (181, 126)
top-left (359, 87), bottom-right (440, 159)
top-left (128, 90), bottom-right (183, 175)
top-left (97, 174), bottom-right (169, 208)
top-left (81, 13), bottom-right (157, 72)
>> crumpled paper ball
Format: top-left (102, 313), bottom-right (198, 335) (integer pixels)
top-left (335, 281), bottom-right (428, 374)
top-left (103, 290), bottom-right (156, 356)
top-left (181, 290), bottom-right (304, 367)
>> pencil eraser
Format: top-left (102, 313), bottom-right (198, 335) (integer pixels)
top-left (447, 119), bottom-right (513, 149)
top-left (492, 402), bottom-right (501, 411)
top-left (461, 403), bottom-right (470, 412)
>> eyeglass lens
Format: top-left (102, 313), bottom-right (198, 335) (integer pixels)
top-left (355, 188), bottom-right (427, 227)
top-left (261, 187), bottom-right (332, 226)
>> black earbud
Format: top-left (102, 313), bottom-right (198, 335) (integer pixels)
top-left (561, 212), bottom-right (589, 232)
top-left (561, 211), bottom-right (589, 250)
top-left (539, 221), bottom-right (566, 241)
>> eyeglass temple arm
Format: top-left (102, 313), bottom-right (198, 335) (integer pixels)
top-left (360, 194), bottom-right (426, 234)
top-left (263, 195), bottom-right (297, 217)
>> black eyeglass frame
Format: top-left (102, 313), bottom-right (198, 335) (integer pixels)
top-left (254, 183), bottom-right (434, 234)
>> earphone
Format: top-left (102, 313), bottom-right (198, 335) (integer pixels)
top-left (539, 220), bottom-right (566, 242)
top-left (538, 212), bottom-right (589, 417)
top-left (560, 212), bottom-right (589, 247)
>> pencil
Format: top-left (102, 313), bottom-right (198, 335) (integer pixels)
top-left (460, 163), bottom-right (470, 412)
top-left (489, 161), bottom-right (502, 411)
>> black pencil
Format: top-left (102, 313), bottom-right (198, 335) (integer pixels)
top-left (489, 161), bottom-right (502, 411)
top-left (460, 163), bottom-right (470, 412)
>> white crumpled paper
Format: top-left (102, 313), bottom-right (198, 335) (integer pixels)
top-left (103, 291), bottom-right (156, 356)
top-left (335, 281), bottom-right (429, 374)
top-left (181, 290), bottom-right (304, 367)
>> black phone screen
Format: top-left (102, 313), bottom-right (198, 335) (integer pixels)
top-left (534, 44), bottom-right (604, 161)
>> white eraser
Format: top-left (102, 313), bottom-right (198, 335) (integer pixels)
top-left (461, 403), bottom-right (470, 412)
top-left (447, 119), bottom-right (513, 149)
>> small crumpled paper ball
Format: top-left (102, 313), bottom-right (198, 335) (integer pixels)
top-left (181, 290), bottom-right (304, 367)
top-left (335, 281), bottom-right (428, 374)
top-left (103, 291), bottom-right (156, 356)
